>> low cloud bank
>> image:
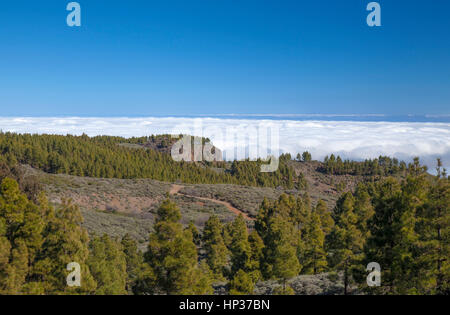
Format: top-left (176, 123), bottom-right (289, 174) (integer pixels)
top-left (1, 117), bottom-right (449, 171)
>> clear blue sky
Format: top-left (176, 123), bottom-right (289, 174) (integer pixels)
top-left (0, 0), bottom-right (449, 116)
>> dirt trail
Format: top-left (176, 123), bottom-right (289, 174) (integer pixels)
top-left (169, 184), bottom-right (254, 221)
top-left (169, 184), bottom-right (184, 195)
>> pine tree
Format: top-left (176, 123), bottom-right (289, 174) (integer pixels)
top-left (364, 177), bottom-right (423, 294)
top-left (0, 220), bottom-right (10, 290)
top-left (247, 231), bottom-right (264, 282)
top-left (202, 215), bottom-right (229, 280)
top-left (3, 239), bottom-right (28, 294)
top-left (121, 234), bottom-right (141, 293)
top-left (191, 260), bottom-right (214, 295)
top-left (256, 196), bottom-right (301, 285)
top-left (145, 199), bottom-right (212, 294)
top-left (328, 192), bottom-right (365, 295)
top-left (186, 221), bottom-right (201, 246)
top-left (315, 199), bottom-right (334, 235)
top-left (270, 218), bottom-right (301, 289)
top-left (418, 166), bottom-right (449, 294)
top-left (255, 198), bottom-right (272, 237)
top-left (0, 177), bottom-right (97, 294)
top-left (419, 169), bottom-right (450, 294)
top-left (33, 199), bottom-right (97, 294)
top-left (263, 216), bottom-right (301, 284)
top-left (302, 151), bottom-right (312, 162)
top-left (353, 185), bottom-right (375, 239)
top-left (121, 234), bottom-right (155, 295)
top-left (87, 234), bottom-right (127, 295)
top-left (229, 269), bottom-right (254, 295)
top-left (0, 178), bottom-right (42, 294)
top-left (290, 195), bottom-right (309, 230)
top-left (301, 212), bottom-right (327, 275)
top-left (229, 215), bottom-right (252, 276)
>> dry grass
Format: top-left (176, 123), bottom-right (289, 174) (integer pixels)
top-left (23, 162), bottom-right (371, 249)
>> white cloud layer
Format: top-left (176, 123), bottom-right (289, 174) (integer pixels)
top-left (1, 117), bottom-right (449, 171)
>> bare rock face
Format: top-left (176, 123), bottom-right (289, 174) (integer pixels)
top-left (144, 134), bottom-right (223, 162)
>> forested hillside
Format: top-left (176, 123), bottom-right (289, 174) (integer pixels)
top-left (320, 154), bottom-right (419, 176)
top-left (0, 132), bottom-right (300, 189)
top-left (0, 157), bottom-right (448, 295)
top-left (0, 133), bottom-right (448, 295)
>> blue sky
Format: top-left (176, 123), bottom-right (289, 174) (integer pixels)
top-left (0, 0), bottom-right (449, 116)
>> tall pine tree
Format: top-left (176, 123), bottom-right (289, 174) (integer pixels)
top-left (145, 199), bottom-right (213, 294)
top-left (202, 215), bottom-right (229, 280)
top-left (328, 192), bottom-right (365, 295)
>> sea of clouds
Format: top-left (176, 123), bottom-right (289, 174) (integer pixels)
top-left (1, 117), bottom-right (449, 171)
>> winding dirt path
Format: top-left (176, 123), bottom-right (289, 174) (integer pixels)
top-left (169, 184), bottom-right (185, 195)
top-left (169, 184), bottom-right (254, 221)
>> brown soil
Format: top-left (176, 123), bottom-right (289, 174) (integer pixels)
top-left (169, 184), bottom-right (254, 221)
